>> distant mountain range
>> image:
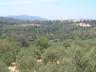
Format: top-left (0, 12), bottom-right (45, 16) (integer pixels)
top-left (7, 15), bottom-right (46, 21)
top-left (0, 17), bottom-right (25, 24)
top-left (0, 15), bottom-right (47, 24)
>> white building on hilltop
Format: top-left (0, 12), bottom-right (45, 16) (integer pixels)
top-left (77, 23), bottom-right (92, 27)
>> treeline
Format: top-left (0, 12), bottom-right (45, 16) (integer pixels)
top-left (0, 19), bottom-right (96, 41)
top-left (0, 37), bottom-right (96, 72)
top-left (0, 19), bottom-right (96, 72)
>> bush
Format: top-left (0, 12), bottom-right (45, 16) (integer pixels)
top-left (17, 56), bottom-right (36, 72)
top-left (16, 48), bottom-right (40, 72)
top-left (42, 47), bottom-right (65, 64)
top-left (19, 37), bottom-right (29, 47)
top-left (35, 36), bottom-right (49, 50)
top-left (73, 49), bottom-right (96, 72)
top-left (0, 39), bottom-right (20, 65)
top-left (38, 64), bottom-right (59, 72)
top-left (0, 59), bottom-right (9, 72)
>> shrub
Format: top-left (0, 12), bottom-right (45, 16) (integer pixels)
top-left (0, 59), bottom-right (9, 72)
top-left (42, 47), bottom-right (65, 64)
top-left (0, 39), bottom-right (20, 65)
top-left (35, 36), bottom-right (49, 50)
top-left (16, 48), bottom-right (40, 72)
top-left (17, 56), bottom-right (36, 72)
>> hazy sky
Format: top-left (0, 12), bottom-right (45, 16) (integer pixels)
top-left (0, 0), bottom-right (96, 19)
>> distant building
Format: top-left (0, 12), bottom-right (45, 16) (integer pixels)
top-left (77, 23), bottom-right (92, 27)
top-left (19, 24), bottom-right (42, 27)
top-left (73, 19), bottom-right (81, 22)
top-left (66, 19), bottom-right (81, 22)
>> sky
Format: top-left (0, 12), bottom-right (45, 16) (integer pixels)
top-left (0, 0), bottom-right (96, 19)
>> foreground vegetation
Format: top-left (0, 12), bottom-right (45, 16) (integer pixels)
top-left (0, 20), bottom-right (96, 72)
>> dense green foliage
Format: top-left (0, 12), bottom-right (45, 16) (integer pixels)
top-left (0, 59), bottom-right (9, 72)
top-left (35, 36), bottom-right (49, 49)
top-left (0, 20), bottom-right (96, 72)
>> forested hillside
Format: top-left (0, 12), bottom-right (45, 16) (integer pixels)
top-left (0, 19), bottom-right (96, 72)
